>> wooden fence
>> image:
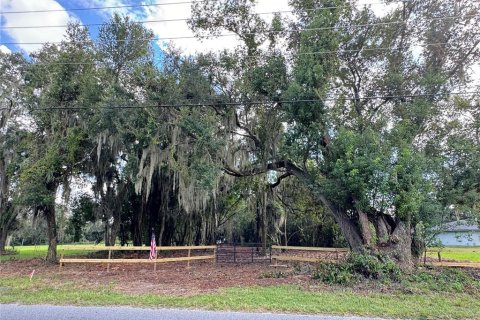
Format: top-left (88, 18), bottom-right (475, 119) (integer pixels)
top-left (272, 246), bottom-right (480, 269)
top-left (271, 245), bottom-right (348, 264)
top-left (59, 245), bottom-right (216, 271)
top-left (57, 245), bottom-right (479, 271)
top-left (425, 248), bottom-right (480, 268)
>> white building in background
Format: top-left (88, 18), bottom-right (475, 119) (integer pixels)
top-left (435, 220), bottom-right (480, 247)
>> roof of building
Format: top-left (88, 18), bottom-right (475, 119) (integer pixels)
top-left (439, 219), bottom-right (480, 232)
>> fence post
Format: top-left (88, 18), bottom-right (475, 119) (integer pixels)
top-left (233, 243), bottom-right (236, 263)
top-left (269, 245), bottom-right (272, 264)
top-left (213, 246), bottom-right (217, 265)
top-left (59, 249), bottom-right (65, 271)
top-left (107, 249), bottom-right (112, 272)
top-left (437, 251), bottom-right (442, 262)
top-left (154, 252), bottom-right (158, 271)
top-left (187, 249), bottom-right (191, 269)
top-left (251, 247), bottom-right (254, 263)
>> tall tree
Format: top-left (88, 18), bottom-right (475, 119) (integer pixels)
top-left (19, 23), bottom-right (100, 262)
top-left (0, 51), bottom-right (26, 253)
top-left (190, 0), bottom-right (480, 268)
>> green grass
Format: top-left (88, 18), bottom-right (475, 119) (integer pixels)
top-left (427, 247), bottom-right (480, 262)
top-left (0, 277), bottom-right (478, 319)
top-left (0, 245), bottom-right (96, 262)
top-left (4, 245), bottom-right (478, 262)
top-left (1, 245), bottom-right (479, 318)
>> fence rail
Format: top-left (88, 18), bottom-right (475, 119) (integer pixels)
top-left (216, 243), bottom-right (270, 263)
top-left (59, 245), bottom-right (216, 271)
top-left (424, 248), bottom-right (480, 269)
top-left (271, 245), bottom-right (348, 264)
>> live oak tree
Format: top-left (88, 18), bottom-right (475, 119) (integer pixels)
top-left (3, 1), bottom-right (479, 268)
top-left (0, 52), bottom-right (26, 253)
top-left (190, 0), bottom-right (480, 268)
top-left (19, 23), bottom-right (100, 262)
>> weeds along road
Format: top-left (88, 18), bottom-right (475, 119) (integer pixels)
top-left (0, 304), bottom-right (389, 320)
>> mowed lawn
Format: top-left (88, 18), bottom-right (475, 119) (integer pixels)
top-left (1, 245), bottom-right (480, 319)
top-left (3, 244), bottom-right (479, 262)
top-left (426, 247), bottom-right (480, 262)
top-left (0, 277), bottom-right (479, 319)
top-left (0, 244), bottom-right (96, 262)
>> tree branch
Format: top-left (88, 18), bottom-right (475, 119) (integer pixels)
top-left (234, 111), bottom-right (261, 147)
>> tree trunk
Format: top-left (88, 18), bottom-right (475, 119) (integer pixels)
top-left (0, 227), bottom-right (8, 254)
top-left (281, 162), bottom-right (364, 251)
top-left (375, 220), bottom-right (413, 270)
top-left (354, 199), bottom-right (372, 246)
top-left (132, 196), bottom-right (145, 246)
top-left (411, 222), bottom-right (425, 264)
top-left (0, 158), bottom-right (12, 255)
top-left (264, 161), bottom-right (414, 268)
top-left (104, 215), bottom-right (120, 246)
top-left (374, 215), bottom-right (390, 244)
top-left (158, 206), bottom-right (166, 246)
top-left (44, 203), bottom-right (57, 263)
top-left (0, 203), bottom-right (16, 255)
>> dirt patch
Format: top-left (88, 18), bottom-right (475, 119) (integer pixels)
top-left (0, 259), bottom-right (313, 296)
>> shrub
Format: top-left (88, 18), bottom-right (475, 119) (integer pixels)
top-left (312, 262), bottom-right (356, 284)
top-left (405, 268), bottom-right (480, 293)
top-left (312, 253), bottom-right (402, 285)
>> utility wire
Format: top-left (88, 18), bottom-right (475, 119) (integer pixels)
top-left (0, 0), bottom-right (402, 14)
top-left (1, 28), bottom-right (472, 46)
top-left (1, 92), bottom-right (478, 112)
top-left (10, 42), bottom-right (464, 63)
top-left (18, 39), bottom-right (480, 67)
top-left (23, 40), bottom-right (477, 66)
top-left (1, 0), bottom-right (206, 14)
top-left (2, 11), bottom-right (477, 29)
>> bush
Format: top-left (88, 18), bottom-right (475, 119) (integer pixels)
top-left (312, 253), bottom-right (402, 285)
top-left (349, 253), bottom-right (402, 281)
top-left (405, 268), bottom-right (480, 293)
top-left (313, 262), bottom-right (357, 284)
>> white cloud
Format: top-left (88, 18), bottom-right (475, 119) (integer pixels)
top-left (139, 0), bottom-right (291, 55)
top-left (0, 0), bottom-right (74, 52)
top-left (358, 0), bottom-right (401, 17)
top-left (0, 45), bottom-right (12, 54)
top-left (79, 0), bottom-right (143, 18)
top-left (74, 0), bottom-right (397, 56)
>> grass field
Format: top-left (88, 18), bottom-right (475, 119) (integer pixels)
top-left (0, 277), bottom-right (479, 319)
top-left (1, 245), bottom-right (479, 319)
top-left (3, 245), bottom-right (479, 261)
top-left (0, 244), bottom-right (96, 262)
top-left (426, 247), bottom-right (480, 262)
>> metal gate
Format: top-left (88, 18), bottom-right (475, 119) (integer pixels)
top-left (216, 243), bottom-right (271, 263)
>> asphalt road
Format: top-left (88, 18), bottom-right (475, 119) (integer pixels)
top-left (0, 304), bottom-right (389, 320)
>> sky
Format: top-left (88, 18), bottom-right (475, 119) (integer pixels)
top-left (0, 0), bottom-right (292, 55)
top-left (1, 0), bottom-right (477, 203)
top-left (0, 0), bottom-right (399, 56)
top-left (1, 0), bottom-right (478, 83)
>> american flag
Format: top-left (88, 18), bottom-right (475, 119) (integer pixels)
top-left (149, 232), bottom-right (157, 260)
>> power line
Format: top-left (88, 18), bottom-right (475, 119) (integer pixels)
top-left (0, 24), bottom-right (470, 46)
top-left (0, 0), bottom-right (205, 14)
top-left (2, 12), bottom-right (478, 30)
top-left (0, 0), bottom-right (399, 15)
top-left (1, 92), bottom-right (478, 112)
top-left (21, 41), bottom-right (476, 66)
top-left (1, 41), bottom-right (460, 59)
